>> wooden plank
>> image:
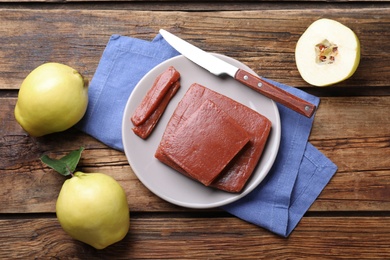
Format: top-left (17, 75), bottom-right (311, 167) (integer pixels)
top-left (1, 96), bottom-right (389, 213)
top-left (312, 96), bottom-right (390, 139)
top-left (1, 0), bottom-right (388, 3)
top-left (0, 8), bottom-right (389, 89)
top-left (0, 216), bottom-right (389, 259)
top-left (312, 96), bottom-right (390, 171)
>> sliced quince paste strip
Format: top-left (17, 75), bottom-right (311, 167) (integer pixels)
top-left (132, 81), bottom-right (180, 139)
top-left (131, 66), bottom-right (180, 126)
top-left (161, 99), bottom-right (250, 186)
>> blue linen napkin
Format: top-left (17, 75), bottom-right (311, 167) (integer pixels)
top-left (77, 34), bottom-right (337, 237)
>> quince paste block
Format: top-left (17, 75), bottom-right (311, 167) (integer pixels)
top-left (156, 83), bottom-right (272, 193)
top-left (161, 99), bottom-right (250, 186)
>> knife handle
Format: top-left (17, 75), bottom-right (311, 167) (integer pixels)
top-left (235, 69), bottom-right (316, 118)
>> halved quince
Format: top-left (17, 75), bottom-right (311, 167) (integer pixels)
top-left (295, 18), bottom-right (360, 87)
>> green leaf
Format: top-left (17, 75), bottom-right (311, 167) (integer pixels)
top-left (40, 147), bottom-right (85, 176)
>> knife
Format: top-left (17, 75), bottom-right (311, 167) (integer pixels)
top-left (159, 29), bottom-right (316, 118)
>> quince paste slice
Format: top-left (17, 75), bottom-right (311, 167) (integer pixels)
top-left (161, 99), bottom-right (250, 186)
top-left (156, 83), bottom-right (272, 193)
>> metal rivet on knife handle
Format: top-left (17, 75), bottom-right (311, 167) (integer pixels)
top-left (244, 74), bottom-right (263, 88)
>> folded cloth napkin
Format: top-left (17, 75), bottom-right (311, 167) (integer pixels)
top-left (77, 34), bottom-right (337, 237)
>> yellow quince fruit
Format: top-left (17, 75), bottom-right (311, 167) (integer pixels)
top-left (41, 148), bottom-right (130, 250)
top-left (15, 62), bottom-right (88, 136)
top-left (56, 171), bottom-right (130, 250)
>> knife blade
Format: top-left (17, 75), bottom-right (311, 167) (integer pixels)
top-left (159, 29), bottom-right (316, 118)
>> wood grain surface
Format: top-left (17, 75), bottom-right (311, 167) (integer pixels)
top-left (0, 1), bottom-right (389, 259)
top-left (1, 216), bottom-right (389, 259)
top-left (2, 96), bottom-right (389, 213)
top-left (0, 8), bottom-right (389, 90)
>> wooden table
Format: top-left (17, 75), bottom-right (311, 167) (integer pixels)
top-left (1, 0), bottom-right (389, 258)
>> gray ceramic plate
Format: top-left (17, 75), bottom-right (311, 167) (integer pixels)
top-left (122, 54), bottom-right (281, 208)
